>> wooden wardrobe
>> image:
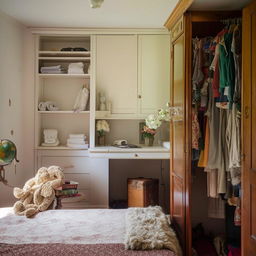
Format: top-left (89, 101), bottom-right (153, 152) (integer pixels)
top-left (165, 0), bottom-right (256, 255)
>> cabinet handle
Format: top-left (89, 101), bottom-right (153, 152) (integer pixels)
top-left (138, 95), bottom-right (142, 99)
top-left (134, 154), bottom-right (138, 157)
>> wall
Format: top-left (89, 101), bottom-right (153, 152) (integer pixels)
top-left (0, 10), bottom-right (34, 206)
top-left (191, 168), bottom-right (225, 236)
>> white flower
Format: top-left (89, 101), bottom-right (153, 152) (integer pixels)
top-left (145, 114), bottom-right (162, 129)
top-left (158, 108), bottom-right (170, 121)
top-left (96, 120), bottom-right (110, 132)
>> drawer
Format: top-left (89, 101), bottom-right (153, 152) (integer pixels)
top-left (41, 156), bottom-right (91, 174)
top-left (89, 152), bottom-right (170, 159)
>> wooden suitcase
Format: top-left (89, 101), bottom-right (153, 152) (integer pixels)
top-left (127, 178), bottom-right (159, 207)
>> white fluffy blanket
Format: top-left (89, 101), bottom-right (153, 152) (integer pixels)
top-left (124, 206), bottom-right (182, 256)
top-left (0, 208), bottom-right (125, 244)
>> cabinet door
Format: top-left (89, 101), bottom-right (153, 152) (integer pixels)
top-left (242, 1), bottom-right (256, 254)
top-left (96, 35), bottom-right (137, 114)
top-left (138, 35), bottom-right (170, 115)
top-left (170, 15), bottom-right (192, 255)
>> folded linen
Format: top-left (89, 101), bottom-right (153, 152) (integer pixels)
top-left (68, 62), bottom-right (84, 69)
top-left (67, 143), bottom-right (89, 149)
top-left (68, 62), bottom-right (84, 74)
top-left (41, 65), bottom-right (61, 70)
top-left (40, 65), bottom-right (64, 74)
top-left (68, 68), bottom-right (84, 74)
top-left (69, 134), bottom-right (86, 139)
top-left (41, 70), bottom-right (65, 74)
top-left (67, 138), bottom-right (86, 144)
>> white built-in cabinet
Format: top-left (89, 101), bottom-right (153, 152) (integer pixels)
top-left (35, 36), bottom-right (92, 149)
top-left (37, 150), bottom-right (109, 208)
top-left (96, 35), bottom-right (138, 115)
top-left (138, 35), bottom-right (170, 115)
top-left (34, 30), bottom-right (170, 208)
top-left (95, 34), bottom-right (170, 118)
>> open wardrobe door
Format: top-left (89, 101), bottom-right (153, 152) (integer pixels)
top-left (242, 0), bottom-right (256, 255)
top-left (169, 15), bottom-right (192, 255)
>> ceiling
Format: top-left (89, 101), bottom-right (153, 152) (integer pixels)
top-left (0, 0), bottom-right (251, 29)
top-left (0, 0), bottom-right (180, 28)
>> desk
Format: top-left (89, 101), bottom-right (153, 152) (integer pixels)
top-left (38, 146), bottom-right (170, 209)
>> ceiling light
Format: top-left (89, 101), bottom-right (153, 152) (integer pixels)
top-left (89, 0), bottom-right (104, 8)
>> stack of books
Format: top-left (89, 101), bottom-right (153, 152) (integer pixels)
top-left (56, 181), bottom-right (79, 197)
top-left (55, 181), bottom-right (86, 209)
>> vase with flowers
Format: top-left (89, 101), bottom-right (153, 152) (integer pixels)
top-left (96, 120), bottom-right (110, 146)
top-left (142, 106), bottom-right (171, 146)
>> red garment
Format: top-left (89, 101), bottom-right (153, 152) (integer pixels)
top-left (228, 245), bottom-right (241, 256)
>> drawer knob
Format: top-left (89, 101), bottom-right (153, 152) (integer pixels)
top-left (134, 154), bottom-right (138, 157)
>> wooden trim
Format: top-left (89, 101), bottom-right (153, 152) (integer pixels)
top-left (30, 28), bottom-right (169, 35)
top-left (184, 12), bottom-right (192, 256)
top-left (189, 11), bottom-right (242, 22)
top-left (164, 0), bottom-right (194, 30)
top-left (241, 2), bottom-right (256, 255)
top-left (171, 16), bottom-right (184, 42)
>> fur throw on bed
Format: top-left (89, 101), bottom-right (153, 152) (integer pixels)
top-left (124, 206), bottom-right (182, 256)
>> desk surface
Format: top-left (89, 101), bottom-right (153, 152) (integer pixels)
top-left (89, 146), bottom-right (170, 159)
top-left (89, 146), bottom-right (169, 153)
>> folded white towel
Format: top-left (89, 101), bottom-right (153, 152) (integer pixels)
top-left (41, 70), bottom-right (65, 74)
top-left (69, 134), bottom-right (86, 139)
top-left (68, 62), bottom-right (84, 69)
top-left (67, 138), bottom-right (85, 144)
top-left (68, 62), bottom-right (84, 74)
top-left (41, 65), bottom-right (62, 70)
top-left (67, 143), bottom-right (88, 149)
top-left (40, 65), bottom-right (63, 73)
top-left (68, 67), bottom-right (84, 74)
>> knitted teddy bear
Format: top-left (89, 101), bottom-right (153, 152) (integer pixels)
top-left (13, 166), bottom-right (64, 218)
top-left (13, 167), bottom-right (49, 213)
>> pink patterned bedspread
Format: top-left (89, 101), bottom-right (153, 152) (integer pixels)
top-left (0, 243), bottom-right (175, 256)
top-left (0, 208), bottom-right (176, 256)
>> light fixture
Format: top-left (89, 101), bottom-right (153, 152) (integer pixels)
top-left (89, 0), bottom-right (104, 8)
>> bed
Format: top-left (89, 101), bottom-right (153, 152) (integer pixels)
top-left (0, 207), bottom-right (179, 256)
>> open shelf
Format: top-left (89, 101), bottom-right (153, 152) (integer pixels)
top-left (38, 74), bottom-right (90, 78)
top-left (38, 56), bottom-right (90, 61)
top-left (39, 51), bottom-right (90, 57)
top-left (95, 111), bottom-right (145, 120)
top-left (37, 146), bottom-right (89, 150)
top-left (37, 111), bottom-right (90, 114)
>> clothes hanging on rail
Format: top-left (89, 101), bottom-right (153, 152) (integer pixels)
top-left (191, 20), bottom-right (242, 226)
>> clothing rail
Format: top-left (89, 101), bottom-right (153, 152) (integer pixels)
top-left (221, 17), bottom-right (242, 25)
